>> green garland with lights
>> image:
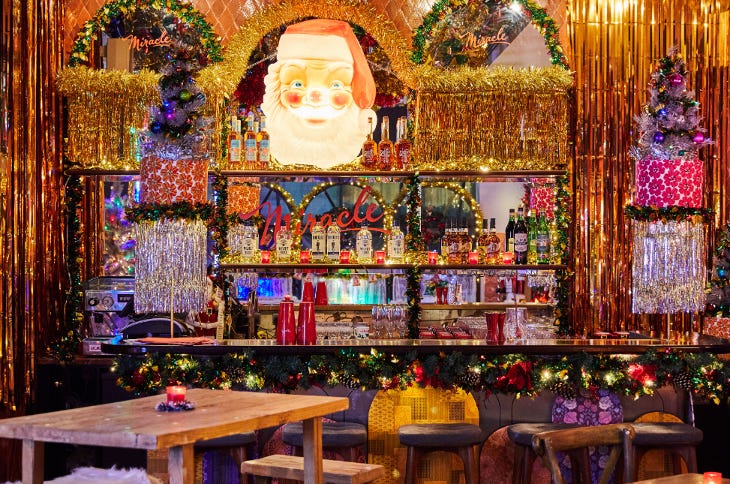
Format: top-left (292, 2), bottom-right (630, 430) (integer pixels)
top-left (553, 174), bottom-right (572, 334)
top-left (411, 0), bottom-right (569, 70)
top-left (624, 204), bottom-right (713, 223)
top-left (404, 173), bottom-right (424, 338)
top-left (211, 172), bottom-right (229, 260)
top-left (126, 201), bottom-right (214, 223)
top-left (68, 0), bottom-right (223, 67)
top-left (49, 160), bottom-right (85, 362)
top-left (112, 348), bottom-right (730, 404)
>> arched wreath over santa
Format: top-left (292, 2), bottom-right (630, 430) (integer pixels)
top-left (262, 19), bottom-right (377, 168)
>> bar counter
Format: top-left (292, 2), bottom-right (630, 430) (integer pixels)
top-left (102, 336), bottom-right (730, 356)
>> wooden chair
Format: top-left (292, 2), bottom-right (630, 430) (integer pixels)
top-left (531, 423), bottom-right (636, 484)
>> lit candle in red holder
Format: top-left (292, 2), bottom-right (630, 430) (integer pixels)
top-left (428, 251), bottom-right (438, 264)
top-left (260, 250), bottom-right (271, 264)
top-left (375, 250), bottom-right (386, 264)
top-left (502, 251), bottom-right (514, 264)
top-left (299, 250), bottom-right (311, 263)
top-left (166, 385), bottom-right (186, 404)
top-left (339, 250), bottom-right (350, 264)
top-left (704, 472), bottom-right (723, 484)
top-left (468, 251), bottom-right (479, 264)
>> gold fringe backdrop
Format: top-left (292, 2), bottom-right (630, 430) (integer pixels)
top-left (567, 0), bottom-right (730, 337)
top-left (412, 65), bottom-right (572, 170)
top-left (1, 0), bottom-right (64, 476)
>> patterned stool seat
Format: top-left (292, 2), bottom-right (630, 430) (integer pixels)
top-left (398, 423), bottom-right (483, 447)
top-left (398, 423), bottom-right (483, 484)
top-left (283, 421), bottom-right (368, 449)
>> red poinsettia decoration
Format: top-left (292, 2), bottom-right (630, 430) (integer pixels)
top-left (495, 361), bottom-right (533, 392)
top-left (628, 363), bottom-right (657, 386)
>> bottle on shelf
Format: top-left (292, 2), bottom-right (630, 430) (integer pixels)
top-left (550, 216), bottom-right (561, 263)
top-left (446, 227), bottom-right (461, 264)
top-left (377, 116), bottom-right (394, 171)
top-left (361, 117), bottom-right (378, 169)
top-left (243, 113), bottom-right (257, 170)
top-left (394, 116), bottom-right (411, 170)
top-left (527, 209), bottom-right (538, 264)
top-left (514, 206), bottom-right (528, 264)
top-left (459, 227), bottom-right (472, 264)
top-left (241, 222), bottom-right (258, 262)
top-left (536, 209), bottom-right (551, 264)
top-left (228, 116), bottom-right (242, 169)
top-left (257, 115), bottom-right (270, 169)
top-left (387, 223), bottom-right (405, 262)
top-left (476, 218), bottom-right (491, 263)
top-left (486, 218), bottom-right (501, 264)
top-left (326, 223), bottom-right (341, 261)
top-left (440, 229), bottom-right (449, 259)
top-left (275, 224), bottom-right (293, 262)
top-left (311, 221), bottom-right (326, 262)
top-left (356, 224), bottom-right (373, 262)
top-left (505, 208), bottom-right (516, 254)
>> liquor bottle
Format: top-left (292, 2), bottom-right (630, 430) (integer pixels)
top-left (549, 217), bottom-right (561, 263)
top-left (356, 225), bottom-right (373, 262)
top-left (476, 219), bottom-right (491, 263)
top-left (243, 114), bottom-right (257, 170)
top-left (326, 223), bottom-right (341, 261)
top-left (447, 227), bottom-right (461, 264)
top-left (505, 208), bottom-right (516, 253)
top-left (536, 209), bottom-right (551, 264)
top-left (241, 223), bottom-right (258, 262)
top-left (485, 218), bottom-right (501, 264)
top-left (394, 117), bottom-right (411, 170)
top-left (361, 117), bottom-right (377, 169)
top-left (275, 224), bottom-right (293, 262)
top-left (527, 209), bottom-right (538, 264)
top-left (458, 227), bottom-right (471, 264)
top-left (387, 223), bottom-right (405, 262)
top-left (440, 229), bottom-right (449, 258)
top-left (378, 116), bottom-right (394, 171)
top-left (514, 206), bottom-right (528, 264)
top-left (228, 116), bottom-right (242, 169)
top-left (311, 221), bottom-right (326, 261)
top-left (257, 115), bottom-right (270, 169)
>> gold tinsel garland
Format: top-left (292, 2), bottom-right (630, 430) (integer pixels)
top-left (412, 65), bottom-right (574, 92)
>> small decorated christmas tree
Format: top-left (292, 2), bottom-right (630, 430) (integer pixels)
top-left (630, 46), bottom-right (711, 163)
top-left (146, 43), bottom-right (208, 147)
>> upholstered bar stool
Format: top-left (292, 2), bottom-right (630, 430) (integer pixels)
top-left (508, 422), bottom-right (577, 484)
top-left (282, 420), bottom-right (368, 462)
top-left (631, 421), bottom-right (703, 477)
top-left (194, 431), bottom-right (257, 483)
top-left (397, 422), bottom-right (483, 484)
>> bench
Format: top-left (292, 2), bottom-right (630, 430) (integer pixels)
top-left (241, 454), bottom-right (385, 484)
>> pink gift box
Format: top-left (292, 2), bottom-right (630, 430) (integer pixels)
top-left (635, 157), bottom-right (704, 208)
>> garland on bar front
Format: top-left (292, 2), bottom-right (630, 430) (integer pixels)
top-left (112, 348), bottom-right (730, 404)
top-left (49, 161), bottom-right (85, 362)
top-left (624, 204), bottom-right (713, 223)
top-left (210, 172), bottom-right (229, 260)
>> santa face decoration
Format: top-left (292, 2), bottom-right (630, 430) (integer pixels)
top-left (262, 19), bottom-right (377, 168)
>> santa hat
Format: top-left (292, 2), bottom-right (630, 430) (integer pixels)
top-left (276, 19), bottom-right (376, 109)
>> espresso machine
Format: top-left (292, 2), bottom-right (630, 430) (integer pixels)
top-left (82, 276), bottom-right (191, 354)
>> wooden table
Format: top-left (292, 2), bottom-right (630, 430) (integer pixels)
top-left (0, 388), bottom-right (348, 484)
top-left (635, 473), bottom-right (729, 483)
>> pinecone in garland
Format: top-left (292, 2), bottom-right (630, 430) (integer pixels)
top-left (341, 374), bottom-right (362, 390)
top-left (547, 380), bottom-right (577, 399)
top-left (458, 369), bottom-right (482, 389)
top-left (672, 371), bottom-right (694, 391)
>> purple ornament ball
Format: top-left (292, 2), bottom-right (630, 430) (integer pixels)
top-left (693, 132), bottom-right (705, 143)
top-left (653, 131), bottom-right (665, 143)
top-left (669, 73), bottom-right (684, 86)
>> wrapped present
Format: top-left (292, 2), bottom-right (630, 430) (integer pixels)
top-left (704, 317), bottom-right (730, 340)
top-left (529, 179), bottom-right (555, 218)
top-left (140, 156), bottom-right (208, 204)
top-left (635, 157), bottom-right (704, 208)
top-left (228, 177), bottom-right (261, 216)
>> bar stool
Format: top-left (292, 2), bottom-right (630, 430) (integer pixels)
top-left (398, 423), bottom-right (483, 484)
top-left (507, 422), bottom-right (577, 484)
top-left (282, 420), bottom-right (368, 462)
top-left (632, 419), bottom-right (703, 477)
top-left (194, 431), bottom-right (256, 483)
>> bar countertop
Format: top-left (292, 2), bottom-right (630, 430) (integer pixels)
top-left (102, 336), bottom-right (730, 356)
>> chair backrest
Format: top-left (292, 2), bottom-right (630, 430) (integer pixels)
top-left (531, 423), bottom-right (635, 484)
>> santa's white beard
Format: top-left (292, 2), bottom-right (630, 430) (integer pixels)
top-left (262, 99), bottom-right (370, 168)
